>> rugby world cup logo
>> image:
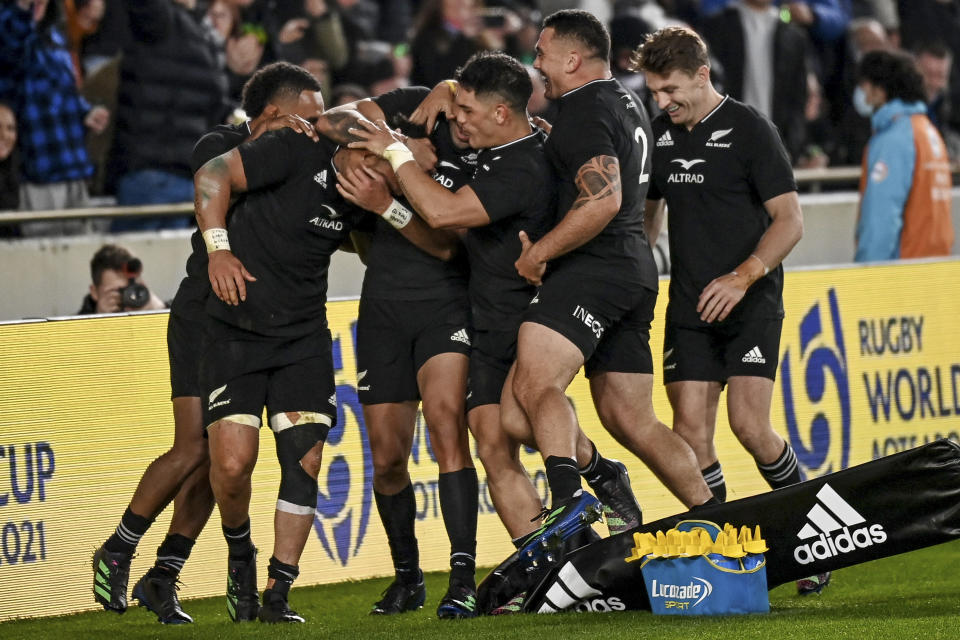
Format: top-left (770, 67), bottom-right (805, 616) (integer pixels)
top-left (313, 325), bottom-right (374, 565)
top-left (780, 289), bottom-right (852, 475)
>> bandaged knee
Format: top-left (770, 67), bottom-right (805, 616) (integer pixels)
top-left (273, 420), bottom-right (330, 515)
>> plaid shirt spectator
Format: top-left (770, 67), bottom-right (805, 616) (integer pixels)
top-left (0, 3), bottom-right (94, 184)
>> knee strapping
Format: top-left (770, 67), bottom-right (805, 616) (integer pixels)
top-left (274, 421), bottom-right (330, 514)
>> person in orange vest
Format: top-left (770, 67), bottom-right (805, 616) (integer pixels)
top-left (855, 49), bottom-right (954, 262)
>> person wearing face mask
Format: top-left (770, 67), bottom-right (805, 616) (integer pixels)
top-left (854, 49), bottom-right (954, 262)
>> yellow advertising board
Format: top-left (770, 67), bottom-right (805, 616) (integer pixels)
top-left (1, 260), bottom-right (958, 621)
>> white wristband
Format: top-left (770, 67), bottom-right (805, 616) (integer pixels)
top-left (203, 227), bottom-right (230, 253)
top-left (383, 141), bottom-right (415, 172)
top-left (383, 199), bottom-right (412, 230)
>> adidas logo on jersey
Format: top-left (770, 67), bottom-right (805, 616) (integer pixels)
top-left (741, 346), bottom-right (766, 363)
top-left (656, 131), bottom-right (674, 147)
top-left (450, 329), bottom-right (471, 346)
top-left (794, 483), bottom-right (887, 565)
top-left (314, 170), bottom-right (328, 187)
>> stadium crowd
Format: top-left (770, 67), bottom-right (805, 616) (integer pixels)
top-left (2, 0), bottom-right (960, 236)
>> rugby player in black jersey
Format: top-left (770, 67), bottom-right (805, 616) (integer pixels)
top-left (508, 10), bottom-right (715, 536)
top-left (91, 63), bottom-right (323, 624)
top-left (632, 27), bottom-right (820, 595)
top-left (317, 86), bottom-right (480, 619)
top-left (347, 51), bottom-right (656, 610)
top-left (192, 112), bottom-right (388, 621)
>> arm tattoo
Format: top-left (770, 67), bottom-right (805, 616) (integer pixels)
top-left (195, 153), bottom-right (235, 222)
top-left (571, 155), bottom-right (621, 212)
top-left (322, 111), bottom-right (364, 144)
top-left (196, 155), bottom-right (229, 209)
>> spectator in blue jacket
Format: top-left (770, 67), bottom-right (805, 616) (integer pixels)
top-left (855, 49), bottom-right (954, 262)
top-left (0, 0), bottom-right (109, 235)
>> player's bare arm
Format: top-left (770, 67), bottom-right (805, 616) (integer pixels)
top-left (314, 108), bottom-right (370, 145)
top-left (515, 154), bottom-right (622, 285)
top-left (250, 113), bottom-right (318, 142)
top-left (348, 119), bottom-right (490, 229)
top-left (326, 100), bottom-right (438, 171)
top-left (644, 198), bottom-right (666, 246)
top-left (697, 190), bottom-right (804, 323)
top-left (409, 79), bottom-right (457, 134)
top-left (336, 164), bottom-right (460, 261)
top-left (194, 150), bottom-right (256, 307)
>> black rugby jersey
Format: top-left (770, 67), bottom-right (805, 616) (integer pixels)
top-left (465, 128), bottom-right (555, 330)
top-left (358, 87), bottom-right (472, 302)
top-left (171, 122), bottom-right (250, 322)
top-left (205, 129), bottom-right (363, 337)
top-left (647, 96), bottom-right (795, 327)
top-left (545, 78), bottom-right (658, 291)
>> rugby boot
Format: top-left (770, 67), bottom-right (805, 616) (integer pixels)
top-left (797, 572), bottom-right (832, 595)
top-left (436, 581), bottom-right (478, 619)
top-left (370, 572), bottom-right (426, 615)
top-left (516, 491), bottom-right (604, 568)
top-left (131, 567), bottom-right (193, 624)
top-left (258, 588), bottom-right (305, 623)
top-left (226, 549), bottom-right (260, 622)
top-left (92, 546), bottom-right (131, 613)
top-left (585, 459), bottom-right (642, 535)
top-left (490, 591), bottom-right (526, 616)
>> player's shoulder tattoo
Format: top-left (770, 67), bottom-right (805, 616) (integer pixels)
top-left (572, 155), bottom-right (621, 211)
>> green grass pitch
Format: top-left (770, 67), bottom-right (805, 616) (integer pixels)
top-left (5, 539), bottom-right (959, 639)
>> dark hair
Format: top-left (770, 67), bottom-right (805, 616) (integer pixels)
top-left (914, 41), bottom-right (952, 61)
top-left (241, 62), bottom-right (321, 118)
top-left (630, 26), bottom-right (710, 76)
top-left (543, 10), bottom-right (611, 63)
top-left (90, 244), bottom-right (137, 286)
top-left (455, 51), bottom-right (533, 114)
top-left (857, 50), bottom-right (925, 104)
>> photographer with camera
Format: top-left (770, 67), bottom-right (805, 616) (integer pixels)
top-left (78, 244), bottom-right (167, 314)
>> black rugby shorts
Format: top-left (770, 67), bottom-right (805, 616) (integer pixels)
top-left (662, 317), bottom-right (783, 384)
top-left (522, 259), bottom-right (656, 375)
top-left (167, 311), bottom-right (206, 399)
top-left (200, 326), bottom-right (336, 430)
top-left (467, 328), bottom-right (518, 411)
top-left (356, 296), bottom-right (470, 405)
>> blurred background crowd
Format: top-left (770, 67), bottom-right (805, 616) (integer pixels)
top-left (1, 0), bottom-right (960, 237)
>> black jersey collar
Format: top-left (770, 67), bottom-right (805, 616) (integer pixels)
top-left (698, 94), bottom-right (730, 126)
top-left (485, 129), bottom-right (539, 152)
top-left (559, 77), bottom-right (616, 100)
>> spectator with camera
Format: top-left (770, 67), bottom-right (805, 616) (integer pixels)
top-left (78, 244), bottom-right (166, 315)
